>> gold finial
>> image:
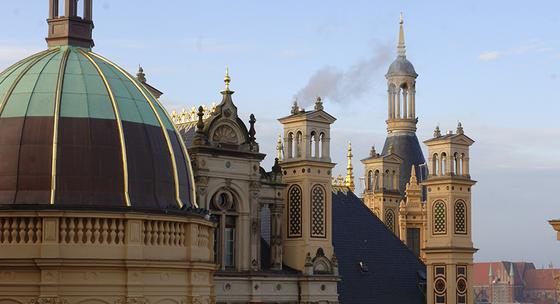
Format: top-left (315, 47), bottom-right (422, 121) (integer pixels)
top-left (224, 66), bottom-right (231, 91)
top-left (345, 142), bottom-right (355, 192)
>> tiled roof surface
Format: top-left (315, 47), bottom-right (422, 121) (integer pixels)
top-left (332, 190), bottom-right (426, 304)
top-left (525, 269), bottom-right (559, 290)
top-left (381, 132), bottom-right (426, 193)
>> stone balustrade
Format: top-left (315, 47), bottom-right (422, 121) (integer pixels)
top-left (0, 210), bottom-right (215, 263)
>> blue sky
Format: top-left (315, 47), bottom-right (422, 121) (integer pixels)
top-left (1, 1), bottom-right (559, 267)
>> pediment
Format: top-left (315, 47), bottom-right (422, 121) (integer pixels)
top-left (307, 110), bottom-right (337, 124)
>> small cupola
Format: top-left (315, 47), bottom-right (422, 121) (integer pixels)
top-left (47, 0), bottom-right (95, 48)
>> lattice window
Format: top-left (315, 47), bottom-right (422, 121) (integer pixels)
top-left (433, 201), bottom-right (446, 234)
top-left (454, 200), bottom-right (467, 234)
top-left (288, 185), bottom-right (302, 238)
top-left (311, 185), bottom-right (326, 238)
top-left (456, 265), bottom-right (467, 304)
top-left (385, 209), bottom-right (395, 233)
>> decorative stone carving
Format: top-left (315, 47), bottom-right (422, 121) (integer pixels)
top-left (115, 297), bottom-right (148, 304)
top-left (30, 298), bottom-right (68, 304)
top-left (212, 125), bottom-right (238, 144)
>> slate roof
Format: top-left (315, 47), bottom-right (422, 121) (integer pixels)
top-left (381, 132), bottom-right (426, 193)
top-left (176, 121), bottom-right (197, 146)
top-left (332, 190), bottom-right (426, 304)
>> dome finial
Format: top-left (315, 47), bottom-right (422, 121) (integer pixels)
top-left (136, 65), bottom-right (146, 83)
top-left (398, 12), bottom-right (406, 57)
top-left (224, 66), bottom-right (231, 91)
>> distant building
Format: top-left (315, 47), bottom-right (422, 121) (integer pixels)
top-left (473, 262), bottom-right (560, 304)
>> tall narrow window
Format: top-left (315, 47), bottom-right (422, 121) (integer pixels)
top-left (432, 153), bottom-right (439, 176)
top-left (441, 153), bottom-right (447, 175)
top-left (287, 132), bottom-right (294, 159)
top-left (454, 200), bottom-right (467, 234)
top-left (433, 201), bottom-right (446, 235)
top-left (210, 190), bottom-right (237, 270)
top-left (407, 228), bottom-right (420, 257)
top-left (310, 131), bottom-right (317, 157)
top-left (374, 170), bottom-right (380, 190)
top-left (385, 209), bottom-right (395, 233)
top-left (310, 185), bottom-right (326, 238)
top-left (319, 132), bottom-right (325, 159)
top-left (296, 131), bottom-right (303, 158)
top-left (288, 185), bottom-right (302, 238)
top-left (367, 170), bottom-right (373, 191)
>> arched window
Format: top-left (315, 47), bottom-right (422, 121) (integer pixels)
top-left (454, 200), bottom-right (467, 234)
top-left (374, 170), bottom-right (380, 190)
top-left (287, 132), bottom-right (294, 159)
top-left (296, 131), bottom-right (303, 158)
top-left (385, 209), bottom-right (395, 233)
top-left (441, 153), bottom-right (447, 176)
top-left (210, 190), bottom-right (238, 269)
top-left (400, 83), bottom-right (408, 119)
top-left (310, 131), bottom-right (317, 158)
top-left (433, 201), bottom-right (447, 235)
top-left (460, 153), bottom-right (465, 176)
top-left (319, 132), bottom-right (326, 159)
top-left (287, 185), bottom-right (302, 238)
top-left (392, 170), bottom-right (397, 190)
top-left (367, 170), bottom-right (373, 191)
top-left (453, 153), bottom-right (459, 175)
top-left (310, 185), bottom-right (326, 238)
top-left (432, 153), bottom-right (439, 176)
top-left (384, 170), bottom-right (390, 189)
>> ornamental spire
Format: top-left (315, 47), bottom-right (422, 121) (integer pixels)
top-left (397, 12), bottom-right (406, 57)
top-left (276, 135), bottom-right (283, 160)
top-left (345, 142), bottom-right (355, 192)
top-left (224, 66), bottom-right (231, 91)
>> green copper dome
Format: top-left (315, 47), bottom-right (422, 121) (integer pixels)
top-left (0, 46), bottom-right (195, 210)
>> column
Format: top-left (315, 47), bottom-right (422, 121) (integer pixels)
top-left (464, 157), bottom-right (470, 176)
top-left (396, 88), bottom-right (401, 118)
top-left (49, 0), bottom-right (59, 18)
top-left (84, 0), bottom-right (93, 21)
top-left (270, 203), bottom-right (283, 270)
top-left (323, 136), bottom-right (331, 161)
top-left (403, 89), bottom-right (408, 119)
top-left (388, 89), bottom-right (393, 119)
top-left (314, 136), bottom-right (320, 159)
top-left (410, 89), bottom-right (416, 118)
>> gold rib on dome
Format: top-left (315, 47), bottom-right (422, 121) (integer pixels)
top-left (88, 52), bottom-right (185, 209)
top-left (50, 47), bottom-right (71, 204)
top-left (86, 52), bottom-right (199, 208)
top-left (153, 94), bottom-right (199, 208)
top-left (79, 49), bottom-right (131, 207)
top-left (0, 49), bottom-right (59, 115)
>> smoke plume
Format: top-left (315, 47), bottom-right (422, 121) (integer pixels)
top-left (294, 42), bottom-right (393, 106)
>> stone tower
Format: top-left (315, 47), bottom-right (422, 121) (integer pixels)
top-left (381, 13), bottom-right (426, 193)
top-left (278, 97), bottom-right (336, 271)
top-left (362, 146), bottom-right (403, 235)
top-left (423, 123), bottom-right (476, 304)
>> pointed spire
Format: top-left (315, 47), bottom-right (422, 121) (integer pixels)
top-left (276, 135), bottom-right (283, 160)
top-left (345, 142), bottom-right (355, 191)
top-left (224, 66), bottom-right (231, 91)
top-left (509, 263), bottom-right (515, 277)
top-left (137, 65), bottom-right (146, 83)
top-left (397, 12), bottom-right (406, 57)
top-left (409, 165), bottom-right (417, 184)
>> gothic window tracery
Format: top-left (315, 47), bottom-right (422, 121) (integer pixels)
top-left (433, 201), bottom-right (446, 235)
top-left (311, 185), bottom-right (326, 238)
top-left (288, 185), bottom-right (302, 238)
top-left (454, 200), bottom-right (467, 234)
